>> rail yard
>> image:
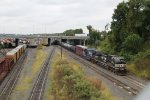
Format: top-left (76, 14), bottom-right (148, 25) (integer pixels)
top-left (0, 40), bottom-right (149, 100)
top-left (0, 0), bottom-right (150, 99)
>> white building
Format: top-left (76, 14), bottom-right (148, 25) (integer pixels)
top-left (75, 33), bottom-right (87, 37)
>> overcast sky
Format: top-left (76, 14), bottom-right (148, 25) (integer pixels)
top-left (0, 0), bottom-right (125, 34)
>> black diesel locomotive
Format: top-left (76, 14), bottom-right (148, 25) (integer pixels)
top-left (91, 53), bottom-right (126, 75)
top-left (60, 42), bottom-right (126, 75)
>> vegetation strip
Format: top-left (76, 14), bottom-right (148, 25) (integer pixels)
top-left (46, 48), bottom-right (117, 100)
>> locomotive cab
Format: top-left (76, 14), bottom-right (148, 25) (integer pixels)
top-left (93, 51), bottom-right (103, 59)
top-left (111, 57), bottom-right (126, 75)
top-left (83, 48), bottom-right (96, 60)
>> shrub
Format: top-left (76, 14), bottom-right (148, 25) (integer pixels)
top-left (51, 59), bottom-right (106, 100)
top-left (127, 49), bottom-right (150, 79)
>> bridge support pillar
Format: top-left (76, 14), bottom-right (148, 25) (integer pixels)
top-left (83, 39), bottom-right (86, 46)
top-left (73, 39), bottom-right (78, 45)
top-left (61, 39), bottom-right (67, 43)
top-left (79, 39), bottom-right (82, 45)
top-left (48, 38), bottom-right (51, 46)
top-left (15, 38), bottom-right (19, 47)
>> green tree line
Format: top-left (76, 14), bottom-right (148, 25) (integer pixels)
top-left (88, 0), bottom-right (150, 57)
top-left (110, 0), bottom-right (150, 54)
top-left (87, 0), bottom-right (150, 79)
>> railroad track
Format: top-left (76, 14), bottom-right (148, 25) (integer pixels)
top-left (122, 76), bottom-right (146, 89)
top-left (29, 46), bottom-right (55, 100)
top-left (61, 47), bottom-right (145, 96)
top-left (0, 50), bottom-right (28, 100)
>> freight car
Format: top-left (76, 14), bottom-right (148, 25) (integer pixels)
top-left (70, 45), bottom-right (76, 52)
top-left (75, 45), bottom-right (87, 56)
top-left (0, 44), bottom-right (27, 81)
top-left (60, 42), bottom-right (126, 75)
top-left (0, 58), bottom-right (14, 74)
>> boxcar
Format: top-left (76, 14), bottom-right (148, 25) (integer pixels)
top-left (16, 45), bottom-right (22, 57)
top-left (20, 46), bottom-right (23, 54)
top-left (0, 58), bottom-right (14, 73)
top-left (0, 58), bottom-right (5, 74)
top-left (6, 50), bottom-right (18, 63)
top-left (23, 44), bottom-right (27, 52)
top-left (75, 45), bottom-right (87, 56)
top-left (19, 45), bottom-right (25, 55)
top-left (13, 49), bottom-right (20, 60)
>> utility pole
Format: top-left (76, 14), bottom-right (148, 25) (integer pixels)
top-left (95, 36), bottom-right (97, 49)
top-left (61, 36), bottom-right (62, 59)
top-left (38, 35), bottom-right (40, 45)
top-left (44, 25), bottom-right (47, 34)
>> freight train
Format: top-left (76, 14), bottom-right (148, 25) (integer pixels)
top-left (0, 44), bottom-right (27, 81)
top-left (60, 42), bottom-right (126, 75)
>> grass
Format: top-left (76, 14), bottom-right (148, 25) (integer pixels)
top-left (86, 77), bottom-right (120, 100)
top-left (11, 47), bottom-right (47, 99)
top-left (37, 44), bottom-right (43, 49)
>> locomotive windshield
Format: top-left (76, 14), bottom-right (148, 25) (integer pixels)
top-left (114, 58), bottom-right (126, 64)
top-left (84, 48), bottom-right (96, 56)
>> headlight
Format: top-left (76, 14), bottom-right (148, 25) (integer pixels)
top-left (95, 56), bottom-right (98, 58)
top-left (119, 64), bottom-right (125, 67)
top-left (119, 64), bottom-right (123, 67)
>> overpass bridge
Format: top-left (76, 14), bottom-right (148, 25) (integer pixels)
top-left (0, 34), bottom-right (89, 46)
top-left (0, 34), bottom-right (89, 39)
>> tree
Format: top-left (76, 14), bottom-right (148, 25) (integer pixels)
top-left (141, 0), bottom-right (150, 41)
top-left (127, 0), bottom-right (144, 37)
top-left (123, 34), bottom-right (143, 53)
top-left (86, 25), bottom-right (93, 33)
top-left (86, 25), bottom-right (104, 47)
top-left (63, 29), bottom-right (83, 36)
top-left (107, 0), bottom-right (150, 53)
top-left (74, 29), bottom-right (83, 34)
top-left (111, 1), bottom-right (129, 50)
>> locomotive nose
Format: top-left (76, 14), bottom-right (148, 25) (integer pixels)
top-left (119, 64), bottom-right (125, 67)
